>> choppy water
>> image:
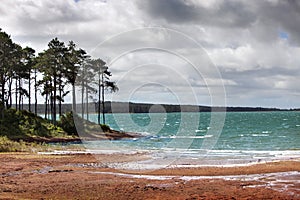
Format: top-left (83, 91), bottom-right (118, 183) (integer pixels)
top-left (80, 111), bottom-right (300, 167)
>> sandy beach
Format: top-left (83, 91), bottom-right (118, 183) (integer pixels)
top-left (1, 153), bottom-right (300, 199)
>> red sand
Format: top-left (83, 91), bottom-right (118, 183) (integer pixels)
top-left (1, 153), bottom-right (299, 199)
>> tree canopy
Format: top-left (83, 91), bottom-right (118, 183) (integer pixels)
top-left (0, 28), bottom-right (118, 125)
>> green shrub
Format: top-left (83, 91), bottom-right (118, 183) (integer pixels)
top-left (0, 109), bottom-right (113, 143)
top-left (57, 111), bottom-right (112, 135)
top-left (0, 136), bottom-right (27, 152)
top-left (0, 108), bottom-right (67, 140)
top-left (100, 124), bottom-right (111, 132)
top-left (57, 111), bottom-right (78, 136)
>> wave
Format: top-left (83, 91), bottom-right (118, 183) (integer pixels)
top-left (251, 134), bottom-right (269, 137)
top-left (195, 129), bottom-right (207, 133)
top-left (159, 135), bottom-right (213, 139)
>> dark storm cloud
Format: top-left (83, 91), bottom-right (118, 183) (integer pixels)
top-left (138, 0), bottom-right (300, 44)
top-left (219, 66), bottom-right (300, 93)
top-left (137, 0), bottom-right (256, 27)
top-left (257, 0), bottom-right (300, 44)
top-left (221, 67), bottom-right (300, 79)
top-left (14, 1), bottom-right (97, 31)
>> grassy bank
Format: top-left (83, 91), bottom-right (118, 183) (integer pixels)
top-left (0, 109), bottom-right (83, 152)
top-left (0, 109), bottom-right (138, 152)
top-left (0, 109), bottom-right (68, 140)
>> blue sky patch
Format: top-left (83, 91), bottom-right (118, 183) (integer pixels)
top-left (279, 31), bottom-right (289, 39)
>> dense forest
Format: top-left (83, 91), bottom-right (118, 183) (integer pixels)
top-left (20, 102), bottom-right (288, 115)
top-left (0, 28), bottom-right (118, 125)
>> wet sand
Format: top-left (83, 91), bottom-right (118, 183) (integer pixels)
top-left (1, 153), bottom-right (300, 199)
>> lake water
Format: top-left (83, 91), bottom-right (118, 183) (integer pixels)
top-left (78, 111), bottom-right (300, 168)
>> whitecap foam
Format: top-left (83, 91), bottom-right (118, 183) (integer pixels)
top-left (262, 131), bottom-right (270, 134)
top-left (195, 129), bottom-right (206, 133)
top-left (252, 134), bottom-right (269, 137)
top-left (159, 135), bottom-right (213, 139)
top-left (136, 131), bottom-right (152, 136)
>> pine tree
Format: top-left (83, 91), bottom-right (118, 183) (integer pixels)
top-left (0, 29), bottom-right (23, 117)
top-left (65, 41), bottom-right (87, 113)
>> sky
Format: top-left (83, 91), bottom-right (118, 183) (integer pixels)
top-left (1, 0), bottom-right (300, 109)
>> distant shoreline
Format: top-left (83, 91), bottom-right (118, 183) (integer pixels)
top-left (16, 101), bottom-right (299, 114)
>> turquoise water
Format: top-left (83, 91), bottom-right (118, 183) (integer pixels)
top-left (84, 111), bottom-right (300, 150)
top-left (79, 111), bottom-right (300, 166)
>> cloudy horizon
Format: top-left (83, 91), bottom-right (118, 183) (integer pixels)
top-left (1, 0), bottom-right (300, 109)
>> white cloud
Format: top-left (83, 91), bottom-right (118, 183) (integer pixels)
top-left (0, 0), bottom-right (299, 108)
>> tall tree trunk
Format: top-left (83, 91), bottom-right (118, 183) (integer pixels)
top-left (15, 79), bottom-right (18, 110)
top-left (44, 93), bottom-right (48, 119)
top-left (53, 75), bottom-right (57, 124)
top-left (59, 85), bottom-right (62, 116)
top-left (1, 80), bottom-right (5, 106)
top-left (18, 78), bottom-right (21, 111)
top-left (72, 84), bottom-right (76, 112)
top-left (1, 79), bottom-right (5, 119)
top-left (28, 70), bottom-right (31, 112)
top-left (8, 78), bottom-right (12, 108)
top-left (47, 98), bottom-right (50, 120)
top-left (98, 73), bottom-right (101, 125)
top-left (58, 76), bottom-right (62, 116)
top-left (101, 73), bottom-right (105, 124)
top-left (21, 94), bottom-right (24, 110)
top-left (86, 85), bottom-right (89, 121)
top-left (34, 68), bottom-right (37, 115)
top-left (50, 90), bottom-right (53, 122)
top-left (81, 80), bottom-right (84, 118)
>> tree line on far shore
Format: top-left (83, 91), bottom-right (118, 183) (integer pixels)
top-left (0, 28), bottom-right (118, 125)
